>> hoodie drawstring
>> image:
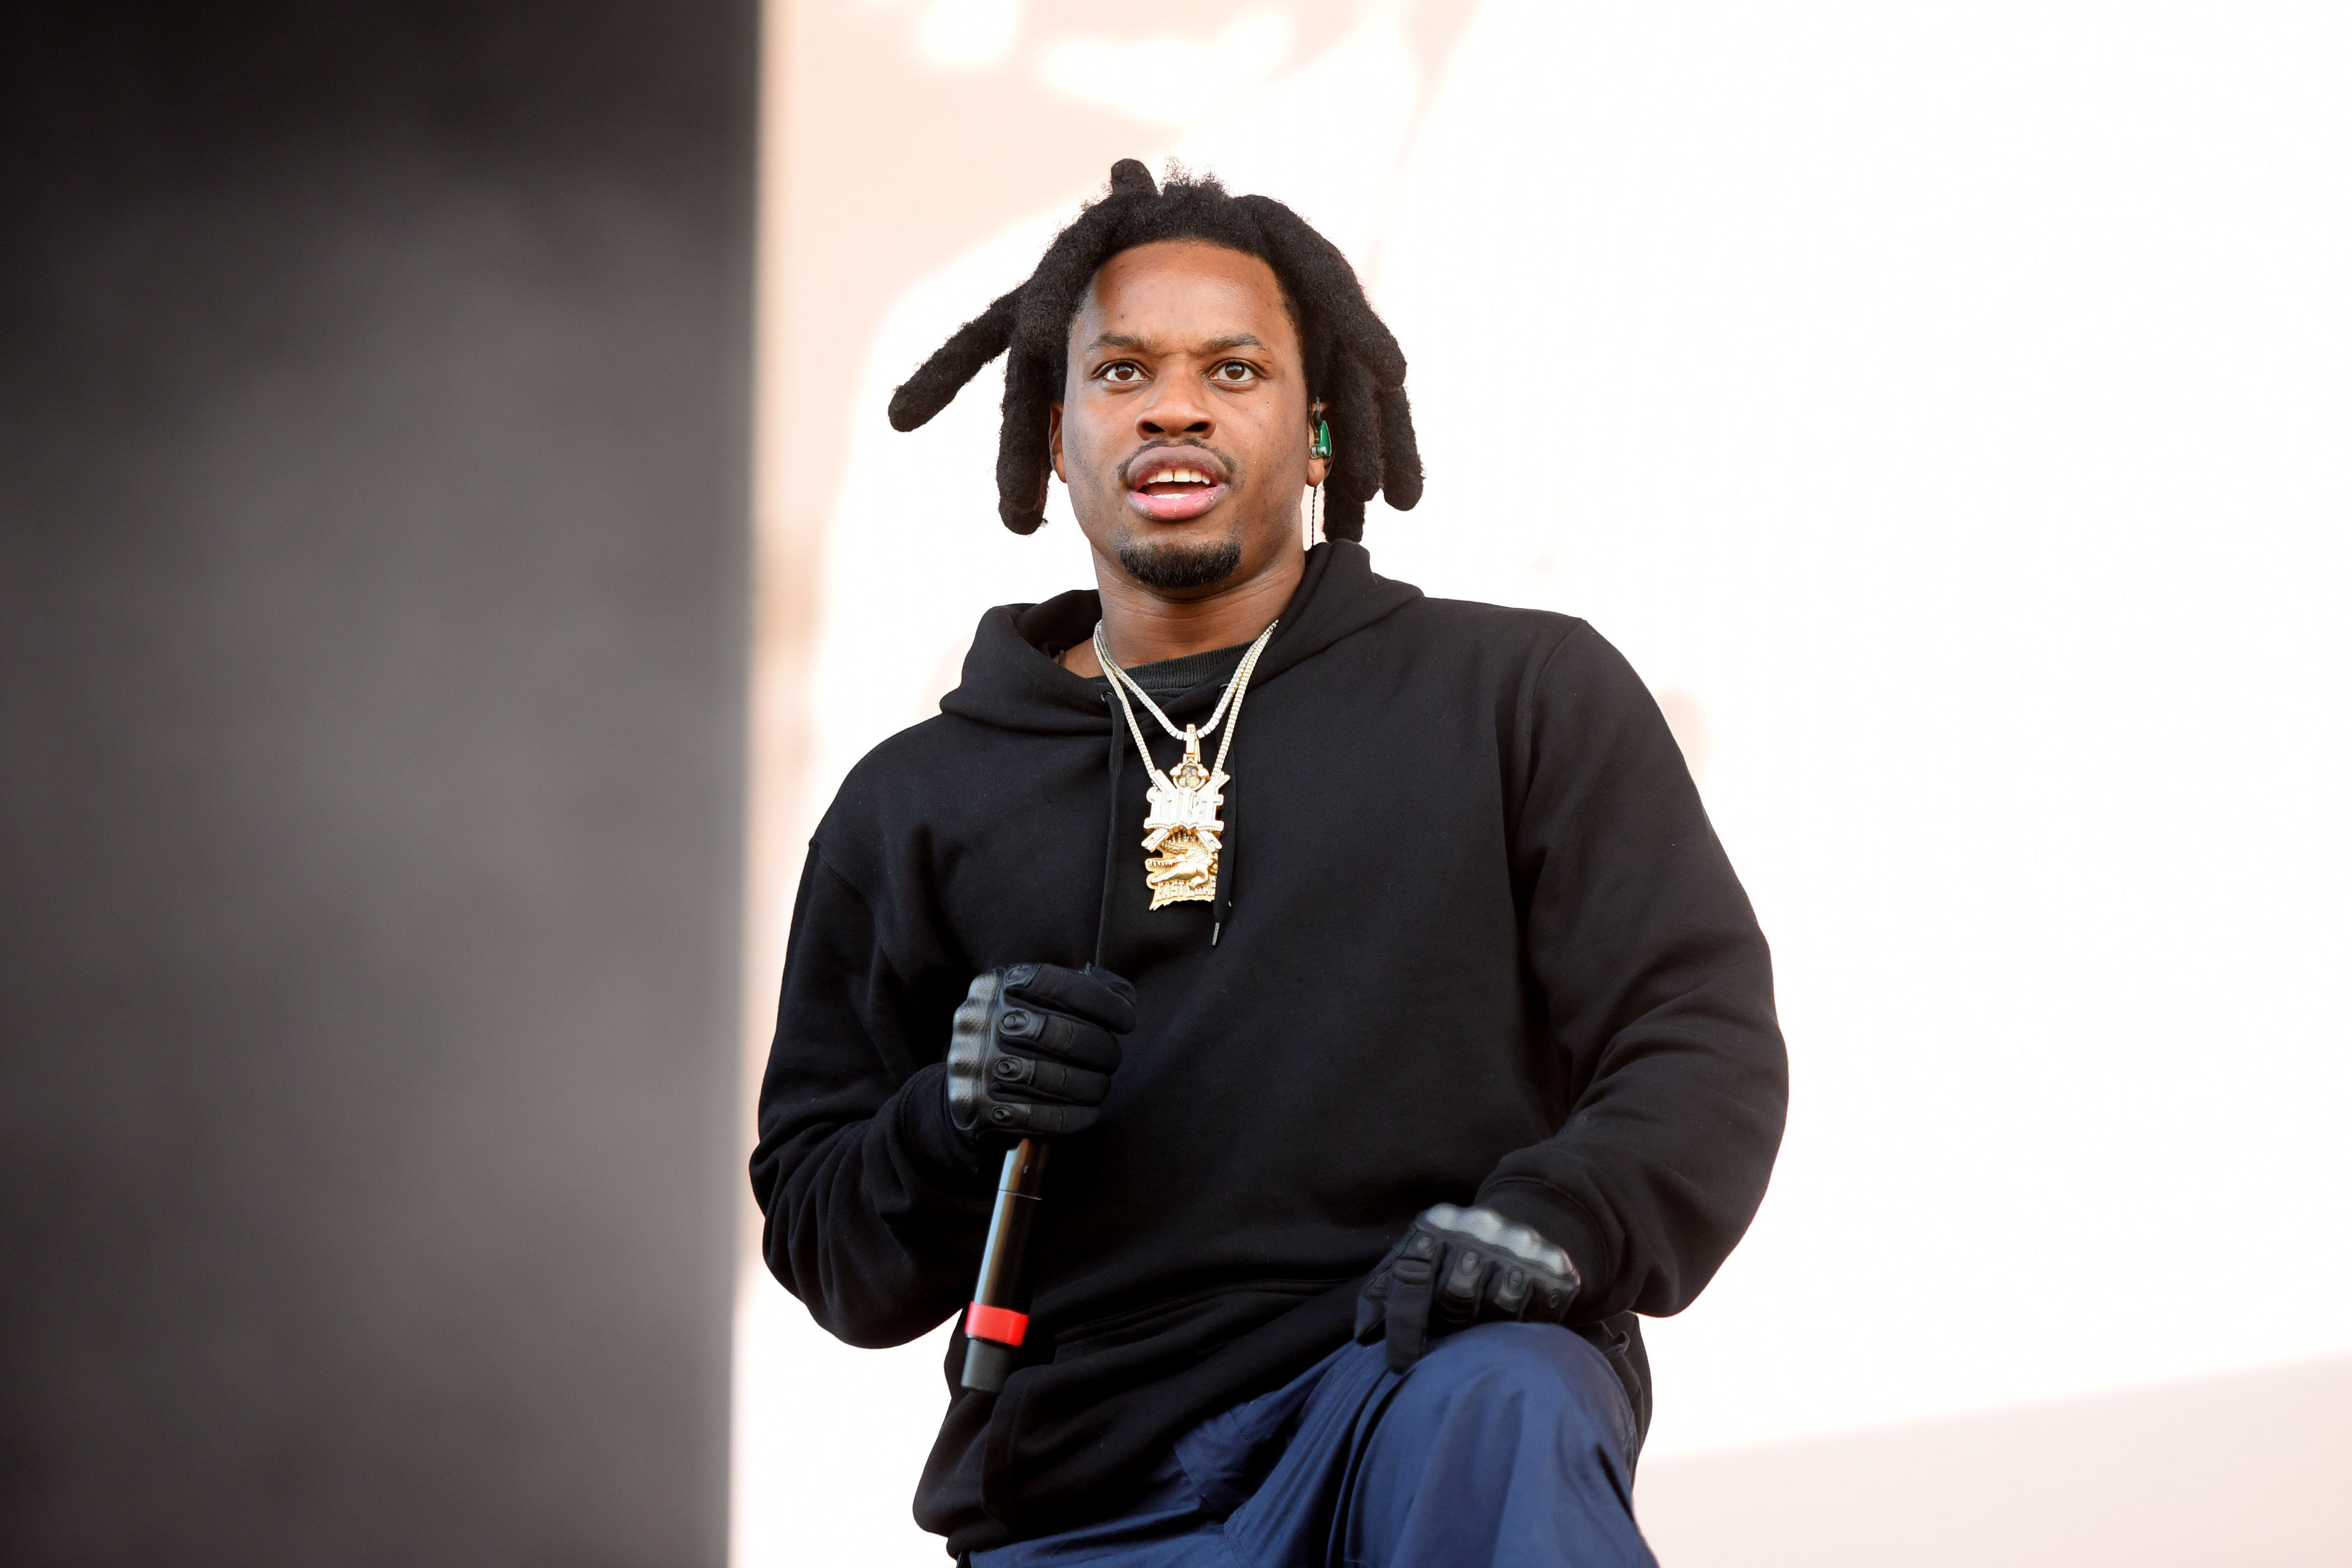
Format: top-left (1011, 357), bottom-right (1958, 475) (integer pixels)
top-left (1210, 775), bottom-right (1233, 946)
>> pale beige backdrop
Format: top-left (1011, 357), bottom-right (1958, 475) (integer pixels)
top-left (737, 4), bottom-right (2352, 1563)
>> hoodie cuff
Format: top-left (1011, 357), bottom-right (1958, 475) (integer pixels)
top-left (1474, 1178), bottom-right (1610, 1313)
top-left (892, 1061), bottom-right (993, 1185)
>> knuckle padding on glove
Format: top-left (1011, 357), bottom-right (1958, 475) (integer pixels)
top-left (1019, 1010), bottom-right (1121, 1071)
top-left (985, 1099), bottom-right (1092, 1134)
top-left (948, 963), bottom-right (1136, 1140)
top-left (990, 1061), bottom-right (1112, 1106)
top-left (1005, 963), bottom-right (1139, 1034)
top-left (1494, 1265), bottom-right (1529, 1313)
top-left (1355, 1202), bottom-right (1584, 1372)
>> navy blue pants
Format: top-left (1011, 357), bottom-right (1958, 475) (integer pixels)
top-left (973, 1323), bottom-right (1656, 1568)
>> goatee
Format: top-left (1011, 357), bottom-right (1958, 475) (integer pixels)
top-left (1117, 535), bottom-right (1243, 592)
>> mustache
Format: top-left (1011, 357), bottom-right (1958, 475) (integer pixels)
top-left (1117, 440), bottom-right (1235, 488)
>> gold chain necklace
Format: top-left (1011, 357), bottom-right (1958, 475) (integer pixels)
top-left (1094, 619), bottom-right (1278, 910)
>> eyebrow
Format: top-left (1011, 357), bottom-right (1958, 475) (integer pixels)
top-left (1084, 331), bottom-right (1270, 355)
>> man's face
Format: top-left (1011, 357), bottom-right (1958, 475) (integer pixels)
top-left (1049, 240), bottom-right (1324, 597)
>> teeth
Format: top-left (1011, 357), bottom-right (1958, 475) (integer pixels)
top-left (1144, 468), bottom-right (1210, 486)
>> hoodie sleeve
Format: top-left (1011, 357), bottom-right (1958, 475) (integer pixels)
top-left (1474, 622), bottom-right (1789, 1321)
top-left (748, 845), bottom-right (994, 1349)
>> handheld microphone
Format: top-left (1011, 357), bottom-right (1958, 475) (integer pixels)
top-left (946, 960), bottom-right (1133, 1393)
top-left (961, 1137), bottom-right (1047, 1392)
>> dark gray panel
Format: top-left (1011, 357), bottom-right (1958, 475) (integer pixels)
top-left (0, 6), bottom-right (754, 1563)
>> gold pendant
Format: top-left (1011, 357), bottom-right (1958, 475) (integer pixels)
top-left (1141, 726), bottom-right (1227, 910)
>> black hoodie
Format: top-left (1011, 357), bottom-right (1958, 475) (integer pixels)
top-left (751, 541), bottom-right (1786, 1555)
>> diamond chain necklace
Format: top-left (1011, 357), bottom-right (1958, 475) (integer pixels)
top-left (1093, 618), bottom-right (1278, 910)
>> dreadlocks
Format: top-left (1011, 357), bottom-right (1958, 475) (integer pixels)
top-left (886, 159), bottom-right (1424, 544)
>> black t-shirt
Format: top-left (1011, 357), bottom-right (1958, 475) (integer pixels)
top-left (1048, 639), bottom-right (1250, 701)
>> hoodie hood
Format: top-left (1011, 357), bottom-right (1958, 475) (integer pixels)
top-left (938, 540), bottom-right (1423, 736)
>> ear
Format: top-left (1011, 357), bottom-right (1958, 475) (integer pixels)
top-left (1305, 408), bottom-right (1332, 489)
top-left (1049, 402), bottom-right (1066, 485)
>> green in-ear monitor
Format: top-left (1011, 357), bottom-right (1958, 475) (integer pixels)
top-left (1311, 418), bottom-right (1332, 461)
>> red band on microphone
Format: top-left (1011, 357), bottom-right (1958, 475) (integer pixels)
top-left (965, 1302), bottom-right (1029, 1346)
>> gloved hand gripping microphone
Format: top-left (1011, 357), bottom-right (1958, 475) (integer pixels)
top-left (946, 963), bottom-right (1134, 1392)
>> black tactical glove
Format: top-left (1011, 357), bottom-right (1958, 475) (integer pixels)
top-left (945, 963), bottom-right (1137, 1142)
top-left (1354, 1203), bottom-right (1584, 1372)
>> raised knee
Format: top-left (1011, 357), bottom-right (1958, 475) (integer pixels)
top-left (1395, 1324), bottom-right (1623, 1443)
top-left (1420, 1321), bottom-right (1578, 1374)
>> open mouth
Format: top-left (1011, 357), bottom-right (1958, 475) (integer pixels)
top-left (1126, 456), bottom-right (1229, 522)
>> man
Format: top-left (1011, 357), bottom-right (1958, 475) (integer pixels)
top-left (752, 160), bottom-right (1786, 1565)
